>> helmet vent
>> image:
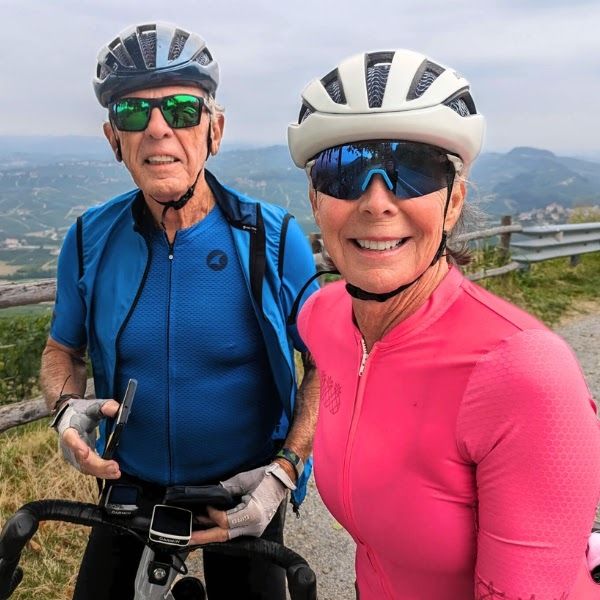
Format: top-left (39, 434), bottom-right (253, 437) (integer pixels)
top-left (98, 64), bottom-right (111, 81)
top-left (407, 60), bottom-right (445, 100)
top-left (138, 27), bottom-right (157, 68)
top-left (365, 52), bottom-right (394, 108)
top-left (108, 39), bottom-right (134, 69)
top-left (168, 30), bottom-right (190, 61)
top-left (444, 91), bottom-right (477, 117)
top-left (321, 69), bottom-right (346, 104)
top-left (298, 102), bottom-right (314, 124)
top-left (194, 49), bottom-right (212, 66)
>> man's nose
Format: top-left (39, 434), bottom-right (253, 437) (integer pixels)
top-left (145, 107), bottom-right (172, 137)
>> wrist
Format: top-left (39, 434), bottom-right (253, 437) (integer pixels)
top-left (51, 393), bottom-right (83, 415)
top-left (275, 447), bottom-right (304, 481)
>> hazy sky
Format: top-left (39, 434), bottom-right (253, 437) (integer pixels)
top-left (1, 0), bottom-right (599, 155)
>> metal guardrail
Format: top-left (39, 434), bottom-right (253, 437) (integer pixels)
top-left (509, 223), bottom-right (600, 264)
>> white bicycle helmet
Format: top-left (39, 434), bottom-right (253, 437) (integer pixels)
top-left (287, 49), bottom-right (485, 170)
top-left (94, 22), bottom-right (219, 107)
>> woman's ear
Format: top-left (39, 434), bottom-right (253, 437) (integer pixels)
top-left (445, 179), bottom-right (466, 231)
top-left (309, 188), bottom-right (321, 229)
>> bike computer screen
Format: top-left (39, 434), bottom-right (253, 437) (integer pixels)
top-left (149, 505), bottom-right (192, 547)
top-left (103, 484), bottom-right (140, 517)
top-left (102, 378), bottom-right (137, 460)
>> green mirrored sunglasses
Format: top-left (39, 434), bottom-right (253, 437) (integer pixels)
top-left (109, 94), bottom-right (206, 132)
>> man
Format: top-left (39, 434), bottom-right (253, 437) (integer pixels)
top-left (40, 22), bottom-right (319, 600)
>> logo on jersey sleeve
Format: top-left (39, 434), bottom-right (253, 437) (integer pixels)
top-left (206, 250), bottom-right (228, 271)
top-left (322, 373), bottom-right (341, 414)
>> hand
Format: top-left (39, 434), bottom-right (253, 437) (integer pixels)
top-left (50, 398), bottom-right (121, 479)
top-left (189, 463), bottom-right (296, 545)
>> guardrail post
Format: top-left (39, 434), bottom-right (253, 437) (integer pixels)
top-left (499, 215), bottom-right (512, 262)
top-left (570, 254), bottom-right (581, 267)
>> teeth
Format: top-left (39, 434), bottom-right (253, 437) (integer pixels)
top-left (147, 156), bottom-right (176, 164)
top-left (356, 239), bottom-right (404, 251)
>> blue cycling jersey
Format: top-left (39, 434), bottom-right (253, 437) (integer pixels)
top-left (50, 171), bottom-right (320, 505)
top-left (115, 205), bottom-right (281, 484)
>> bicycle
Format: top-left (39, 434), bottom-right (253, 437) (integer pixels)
top-left (0, 496), bottom-right (317, 599)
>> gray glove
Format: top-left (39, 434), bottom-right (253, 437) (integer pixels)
top-left (50, 398), bottom-right (110, 470)
top-left (221, 463), bottom-right (296, 539)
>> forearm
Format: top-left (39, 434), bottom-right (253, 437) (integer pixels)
top-left (274, 352), bottom-right (320, 480)
top-left (40, 337), bottom-right (88, 411)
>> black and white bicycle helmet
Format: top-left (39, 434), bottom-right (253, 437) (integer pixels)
top-left (93, 22), bottom-right (219, 107)
top-left (288, 49), bottom-right (485, 171)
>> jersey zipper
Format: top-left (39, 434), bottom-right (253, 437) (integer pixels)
top-left (358, 337), bottom-right (369, 376)
top-left (342, 337), bottom-right (394, 600)
top-left (166, 232), bottom-right (176, 480)
top-left (341, 335), bottom-right (371, 539)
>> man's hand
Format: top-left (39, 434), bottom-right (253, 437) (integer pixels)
top-left (189, 463), bottom-right (295, 545)
top-left (51, 398), bottom-right (121, 479)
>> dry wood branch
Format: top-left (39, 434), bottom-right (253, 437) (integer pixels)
top-left (0, 280), bottom-right (56, 309)
top-left (467, 262), bottom-right (522, 282)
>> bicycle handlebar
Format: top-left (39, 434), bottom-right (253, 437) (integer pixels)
top-left (0, 499), bottom-right (317, 600)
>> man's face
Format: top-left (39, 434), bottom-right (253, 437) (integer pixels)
top-left (103, 85), bottom-right (224, 202)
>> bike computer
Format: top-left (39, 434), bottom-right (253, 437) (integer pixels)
top-left (149, 505), bottom-right (193, 547)
top-left (102, 483), bottom-right (140, 517)
top-left (102, 378), bottom-right (137, 460)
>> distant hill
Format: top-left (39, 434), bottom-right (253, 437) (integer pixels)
top-left (470, 147), bottom-right (600, 212)
top-left (0, 138), bottom-right (599, 242)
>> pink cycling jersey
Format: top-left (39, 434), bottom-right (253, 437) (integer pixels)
top-left (298, 267), bottom-right (600, 599)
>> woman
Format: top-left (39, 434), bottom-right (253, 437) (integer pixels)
top-left (287, 49), bottom-right (600, 599)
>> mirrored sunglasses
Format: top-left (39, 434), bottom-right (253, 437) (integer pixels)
top-left (109, 94), bottom-right (206, 132)
top-left (307, 141), bottom-right (462, 201)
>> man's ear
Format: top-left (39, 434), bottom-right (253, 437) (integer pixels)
top-left (103, 121), bottom-right (122, 162)
top-left (209, 113), bottom-right (225, 156)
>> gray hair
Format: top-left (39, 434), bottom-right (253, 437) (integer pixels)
top-left (205, 95), bottom-right (225, 124)
top-left (445, 176), bottom-right (486, 266)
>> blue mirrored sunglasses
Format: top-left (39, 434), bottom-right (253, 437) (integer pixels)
top-left (307, 141), bottom-right (462, 201)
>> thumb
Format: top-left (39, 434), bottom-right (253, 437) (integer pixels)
top-left (100, 400), bottom-right (121, 418)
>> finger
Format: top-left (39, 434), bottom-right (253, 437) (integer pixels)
top-left (225, 495), bottom-right (251, 516)
top-left (78, 450), bottom-right (121, 479)
top-left (62, 429), bottom-right (120, 478)
top-left (206, 506), bottom-right (229, 529)
top-left (193, 514), bottom-right (215, 527)
top-left (100, 400), bottom-right (120, 418)
top-left (62, 428), bottom-right (92, 456)
top-left (189, 526), bottom-right (229, 545)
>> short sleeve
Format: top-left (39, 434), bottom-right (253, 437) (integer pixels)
top-left (50, 222), bottom-right (87, 349)
top-left (457, 329), bottom-right (600, 599)
top-left (278, 216), bottom-right (319, 352)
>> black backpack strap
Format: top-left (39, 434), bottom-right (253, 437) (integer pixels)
top-left (277, 213), bottom-right (294, 280)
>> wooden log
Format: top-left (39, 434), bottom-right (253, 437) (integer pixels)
top-left (0, 280), bottom-right (56, 309)
top-left (0, 379), bottom-right (96, 433)
top-left (455, 224), bottom-right (522, 244)
top-left (0, 397), bottom-right (49, 432)
top-left (467, 261), bottom-right (522, 282)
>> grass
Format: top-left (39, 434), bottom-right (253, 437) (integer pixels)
top-left (474, 251), bottom-right (600, 325)
top-left (0, 420), bottom-right (97, 599)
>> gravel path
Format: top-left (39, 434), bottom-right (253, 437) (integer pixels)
top-left (189, 306), bottom-right (600, 600)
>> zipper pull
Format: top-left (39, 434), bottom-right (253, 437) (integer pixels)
top-left (359, 337), bottom-right (368, 376)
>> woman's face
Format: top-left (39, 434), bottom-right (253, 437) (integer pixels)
top-left (311, 175), bottom-right (466, 294)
